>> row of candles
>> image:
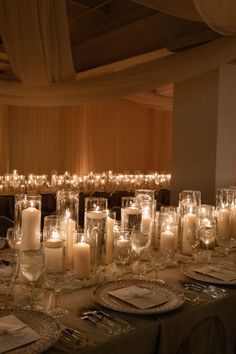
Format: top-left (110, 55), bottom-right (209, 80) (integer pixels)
top-left (12, 187), bottom-right (236, 282)
top-left (0, 170), bottom-right (171, 194)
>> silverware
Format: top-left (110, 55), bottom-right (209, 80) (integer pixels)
top-left (86, 303), bottom-right (135, 333)
top-left (180, 281), bottom-right (228, 299)
top-left (79, 306), bottom-right (114, 335)
top-left (61, 326), bottom-right (88, 347)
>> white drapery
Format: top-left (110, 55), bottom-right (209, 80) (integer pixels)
top-left (0, 100), bottom-right (172, 175)
top-left (0, 0), bottom-right (75, 86)
top-left (0, 1), bottom-right (236, 107)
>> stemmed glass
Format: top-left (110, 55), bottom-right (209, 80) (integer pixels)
top-left (0, 250), bottom-right (19, 307)
top-left (131, 229), bottom-right (151, 277)
top-left (20, 248), bottom-right (45, 309)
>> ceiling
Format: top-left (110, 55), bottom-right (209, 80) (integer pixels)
top-left (0, 0), bottom-right (228, 110)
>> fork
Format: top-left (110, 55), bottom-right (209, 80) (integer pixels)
top-left (181, 281), bottom-right (227, 299)
top-left (79, 306), bottom-right (115, 335)
top-left (85, 303), bottom-right (135, 333)
top-left (61, 326), bottom-right (88, 348)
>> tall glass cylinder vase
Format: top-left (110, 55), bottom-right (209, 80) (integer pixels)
top-left (56, 189), bottom-right (79, 270)
top-left (135, 189), bottom-right (155, 246)
top-left (216, 188), bottom-right (232, 255)
top-left (84, 197), bottom-right (108, 271)
top-left (14, 194), bottom-right (42, 251)
top-left (179, 190), bottom-right (201, 256)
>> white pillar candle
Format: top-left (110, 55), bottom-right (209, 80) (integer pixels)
top-left (160, 229), bottom-right (175, 252)
top-left (106, 216), bottom-right (114, 264)
top-left (21, 207), bottom-right (41, 251)
top-left (217, 208), bottom-right (230, 238)
top-left (170, 224), bottom-right (179, 250)
top-left (73, 242), bottom-right (90, 279)
top-left (230, 205), bottom-right (236, 237)
top-left (141, 216), bottom-right (152, 233)
top-left (44, 239), bottom-right (64, 273)
top-left (182, 213), bottom-right (196, 256)
top-left (62, 218), bottom-right (76, 270)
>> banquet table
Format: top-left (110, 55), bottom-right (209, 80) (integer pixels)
top-left (29, 258), bottom-right (236, 354)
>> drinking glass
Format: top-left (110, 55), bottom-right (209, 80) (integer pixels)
top-left (131, 229), bottom-right (151, 276)
top-left (0, 250), bottom-right (19, 306)
top-left (20, 248), bottom-right (45, 309)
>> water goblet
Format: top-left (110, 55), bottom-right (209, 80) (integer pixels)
top-left (0, 250), bottom-right (19, 307)
top-left (131, 229), bottom-right (151, 277)
top-left (20, 248), bottom-right (45, 309)
top-left (43, 271), bottom-right (74, 318)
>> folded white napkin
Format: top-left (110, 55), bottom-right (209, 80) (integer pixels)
top-left (193, 266), bottom-right (236, 282)
top-left (108, 285), bottom-right (168, 310)
top-left (0, 315), bottom-right (40, 353)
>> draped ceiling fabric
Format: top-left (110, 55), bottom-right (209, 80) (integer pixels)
top-left (0, 0), bottom-right (75, 86)
top-left (0, 0), bottom-right (235, 105)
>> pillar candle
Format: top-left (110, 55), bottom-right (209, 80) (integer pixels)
top-left (230, 205), bottom-right (236, 237)
top-left (21, 207), bottom-right (41, 251)
top-left (66, 218), bottom-right (76, 270)
top-left (217, 208), bottom-right (230, 238)
top-left (141, 215), bottom-right (152, 234)
top-left (160, 229), bottom-right (175, 252)
top-left (44, 239), bottom-right (64, 273)
top-left (73, 242), bottom-right (90, 279)
top-left (170, 224), bottom-right (179, 250)
top-left (106, 216), bottom-right (114, 264)
top-left (182, 213), bottom-right (196, 256)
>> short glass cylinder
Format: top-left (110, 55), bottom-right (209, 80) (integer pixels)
top-left (114, 228), bottom-right (132, 265)
top-left (73, 231), bottom-right (90, 280)
top-left (43, 226), bottom-right (66, 274)
top-left (14, 194), bottom-right (42, 251)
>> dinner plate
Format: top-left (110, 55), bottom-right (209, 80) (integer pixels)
top-left (0, 307), bottom-right (61, 354)
top-left (182, 263), bottom-right (236, 286)
top-left (93, 278), bottom-right (185, 315)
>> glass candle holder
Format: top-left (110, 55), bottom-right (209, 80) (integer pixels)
top-left (135, 189), bottom-right (155, 245)
top-left (106, 211), bottom-right (116, 265)
top-left (73, 231), bottom-right (90, 280)
top-left (179, 190), bottom-right (201, 256)
top-left (114, 228), bottom-right (132, 265)
top-left (14, 194), bottom-right (41, 251)
top-left (56, 190), bottom-right (79, 270)
top-left (159, 207), bottom-right (179, 255)
top-left (44, 226), bottom-right (66, 274)
top-left (216, 188), bottom-right (233, 255)
top-left (121, 196), bottom-right (142, 231)
top-left (216, 188), bottom-right (232, 238)
top-left (84, 197), bottom-right (108, 271)
top-left (199, 205), bottom-right (216, 251)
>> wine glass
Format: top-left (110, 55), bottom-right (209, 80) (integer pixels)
top-left (0, 250), bottom-right (19, 307)
top-left (131, 229), bottom-right (151, 276)
top-left (20, 248), bottom-right (45, 309)
top-left (43, 271), bottom-right (74, 318)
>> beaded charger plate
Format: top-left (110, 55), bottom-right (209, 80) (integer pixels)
top-left (182, 263), bottom-right (236, 286)
top-left (0, 307), bottom-right (61, 354)
top-left (93, 278), bottom-right (185, 315)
